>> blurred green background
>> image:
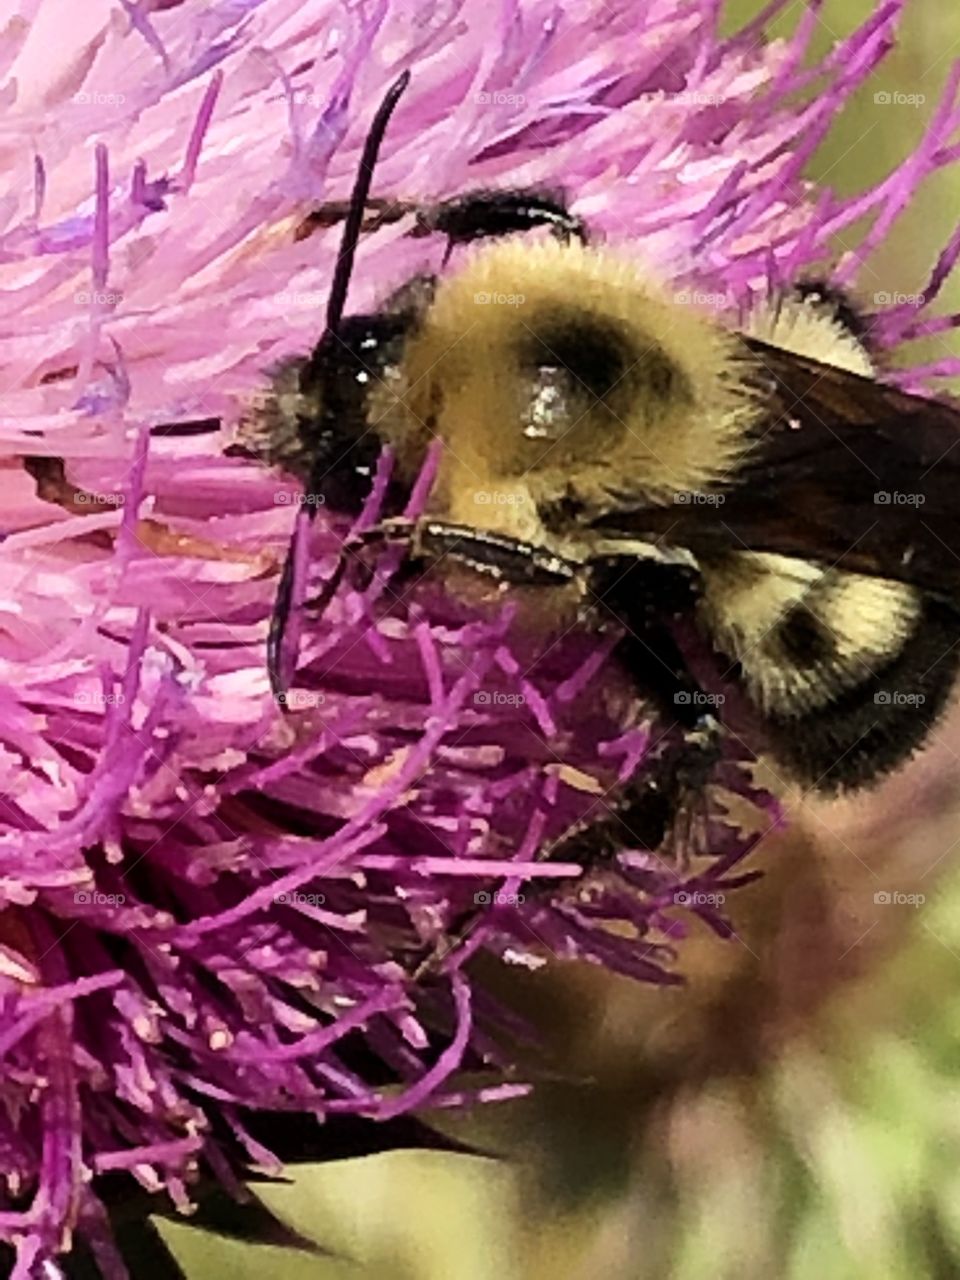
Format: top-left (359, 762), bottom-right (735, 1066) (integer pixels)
top-left (167, 3), bottom-right (960, 1276)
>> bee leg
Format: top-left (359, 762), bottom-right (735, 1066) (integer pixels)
top-left (401, 553), bottom-right (724, 981)
top-left (294, 197), bottom-right (414, 241)
top-left (586, 554), bottom-right (716, 727)
top-left (409, 903), bottom-right (487, 982)
top-left (415, 520), bottom-right (579, 586)
top-left (299, 519), bottom-right (420, 623)
top-left (408, 718), bottom-right (724, 984)
top-left (24, 455), bottom-right (92, 512)
top-left (409, 189), bottom-right (588, 265)
top-left (327, 542), bottom-right (428, 606)
top-left (408, 694), bottom-right (723, 984)
top-left (296, 189), bottom-right (588, 255)
top-left (267, 538), bottom-right (301, 705)
top-left (572, 553), bottom-right (728, 863)
top-left (541, 715), bottom-right (723, 870)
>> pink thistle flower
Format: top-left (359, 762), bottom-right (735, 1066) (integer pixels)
top-left (0, 0), bottom-right (957, 1273)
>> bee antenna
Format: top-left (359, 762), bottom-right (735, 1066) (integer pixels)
top-left (323, 69), bottom-right (411, 338)
top-left (268, 72), bottom-right (410, 706)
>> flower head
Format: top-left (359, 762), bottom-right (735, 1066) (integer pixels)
top-left (0, 0), bottom-right (958, 1273)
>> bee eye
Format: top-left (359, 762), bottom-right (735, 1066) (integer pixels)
top-left (295, 316), bottom-right (415, 516)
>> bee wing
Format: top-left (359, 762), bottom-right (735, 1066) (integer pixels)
top-left (591, 337), bottom-right (960, 599)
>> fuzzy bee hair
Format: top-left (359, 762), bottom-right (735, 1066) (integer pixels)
top-left (256, 230), bottom-right (959, 794)
top-left (255, 75), bottom-right (960, 816)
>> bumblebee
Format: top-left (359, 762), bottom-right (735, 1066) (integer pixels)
top-left (258, 72), bottom-right (960, 866)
